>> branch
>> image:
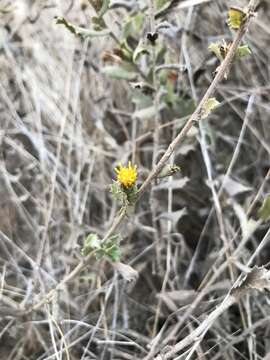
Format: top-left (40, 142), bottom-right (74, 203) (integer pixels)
top-left (159, 265), bottom-right (270, 359)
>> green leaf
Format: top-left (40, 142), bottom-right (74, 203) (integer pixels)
top-left (81, 233), bottom-right (101, 256)
top-left (155, 0), bottom-right (169, 10)
top-left (123, 18), bottom-right (133, 39)
top-left (95, 249), bottom-right (105, 260)
top-left (155, 45), bottom-right (166, 65)
top-left (155, 0), bottom-right (172, 17)
top-left (122, 12), bottom-right (145, 40)
top-left (106, 243), bottom-right (121, 261)
top-left (55, 16), bottom-right (110, 38)
top-left (81, 232), bottom-right (121, 261)
top-left (258, 196), bottom-right (270, 221)
top-left (227, 7), bottom-right (246, 30)
top-left (110, 180), bottom-right (138, 206)
top-left (101, 65), bottom-right (137, 80)
top-left (119, 42), bottom-right (133, 62)
top-left (133, 12), bottom-right (145, 33)
top-left (110, 181), bottom-right (128, 206)
top-left (98, 0), bottom-right (110, 17)
top-left (202, 98), bottom-right (220, 119)
top-left (133, 39), bottom-right (150, 63)
top-left (209, 42), bottom-right (251, 64)
top-left (208, 42), bottom-right (223, 62)
top-left (236, 44), bottom-right (252, 58)
top-left (102, 235), bottom-right (121, 262)
top-left (85, 233), bottom-right (100, 249)
top-left (125, 185), bottom-right (138, 204)
top-left (158, 165), bottom-right (181, 178)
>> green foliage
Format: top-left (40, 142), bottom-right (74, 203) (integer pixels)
top-left (97, 0), bottom-right (110, 18)
top-left (155, 0), bottom-right (172, 17)
top-left (55, 16), bottom-right (110, 38)
top-left (122, 13), bottom-right (145, 40)
top-left (98, 234), bottom-right (121, 262)
top-left (209, 42), bottom-right (251, 62)
top-left (236, 44), bottom-right (252, 58)
top-left (156, 0), bottom-right (169, 11)
top-left (158, 165), bottom-right (181, 178)
top-left (101, 65), bottom-right (137, 80)
top-left (55, 4), bottom-right (197, 121)
top-left (133, 39), bottom-right (150, 62)
top-left (227, 7), bottom-right (246, 30)
top-left (81, 233), bottom-right (121, 261)
top-left (81, 233), bottom-right (100, 256)
top-left (110, 181), bottom-right (138, 207)
top-left (208, 42), bottom-right (224, 62)
top-left (110, 181), bottom-right (129, 205)
top-left (258, 196), bottom-right (270, 221)
top-left (201, 98), bottom-right (220, 119)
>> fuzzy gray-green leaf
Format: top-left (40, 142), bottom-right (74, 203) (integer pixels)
top-left (98, 0), bottom-right (110, 17)
top-left (202, 98), bottom-right (220, 119)
top-left (55, 16), bottom-right (110, 38)
top-left (101, 65), bottom-right (137, 80)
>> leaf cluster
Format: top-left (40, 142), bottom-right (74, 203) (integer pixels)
top-left (81, 233), bottom-right (121, 262)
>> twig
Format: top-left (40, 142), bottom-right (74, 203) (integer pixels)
top-left (162, 293), bottom-right (236, 359)
top-left (159, 227), bottom-right (270, 359)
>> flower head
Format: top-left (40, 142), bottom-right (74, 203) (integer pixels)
top-left (114, 161), bottom-right (137, 188)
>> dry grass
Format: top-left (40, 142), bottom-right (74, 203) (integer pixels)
top-left (0, 0), bottom-right (270, 359)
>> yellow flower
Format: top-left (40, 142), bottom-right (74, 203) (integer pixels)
top-left (114, 162), bottom-right (137, 188)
